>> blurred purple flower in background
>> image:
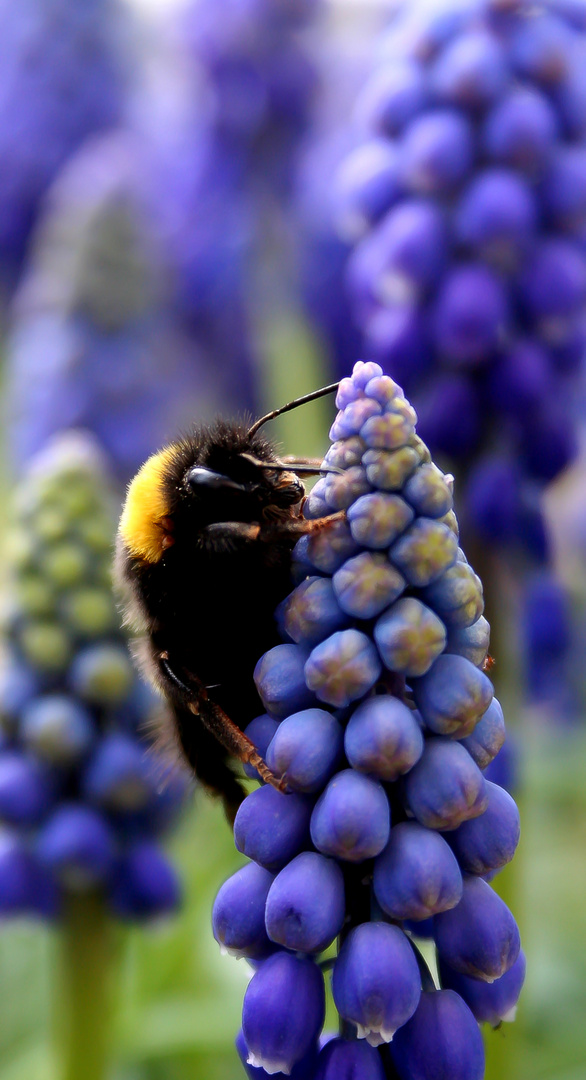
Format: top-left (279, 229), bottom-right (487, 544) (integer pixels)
top-left (0, 0), bottom-right (129, 292)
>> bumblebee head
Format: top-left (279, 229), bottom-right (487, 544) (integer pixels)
top-left (117, 424), bottom-right (306, 565)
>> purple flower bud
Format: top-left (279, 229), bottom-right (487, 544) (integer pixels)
top-left (279, 577), bottom-right (349, 647)
top-left (335, 140), bottom-right (402, 241)
top-left (362, 446), bottom-right (420, 491)
top-left (265, 852), bottom-right (345, 953)
top-left (456, 168), bottom-right (536, 271)
top-left (323, 467), bottom-right (370, 511)
top-left (0, 751), bottom-right (53, 825)
top-left (520, 238), bottom-right (586, 323)
top-left (314, 1036), bottom-right (385, 1080)
top-left (21, 695), bottom-right (95, 765)
top-left (483, 86), bottom-right (557, 170)
top-left (333, 552), bottom-right (406, 619)
top-left (109, 841), bottom-right (181, 920)
top-left (401, 110), bottom-right (474, 195)
top-left (347, 492), bottom-right (414, 549)
top-left (403, 738), bottom-right (488, 831)
top-left (242, 953), bottom-right (325, 1075)
top-left (390, 518), bottom-right (459, 588)
top-left (413, 654), bottom-right (493, 737)
top-left (434, 875), bottom-right (520, 982)
top-left (353, 361), bottom-right (385, 389)
top-left (213, 862), bottom-right (275, 959)
top-left (344, 695), bottom-right (423, 782)
top-left (431, 30), bottom-right (508, 108)
top-left (509, 12), bottom-right (573, 84)
top-left (446, 616), bottom-right (490, 668)
top-left (330, 399), bottom-right (382, 442)
top-left (36, 804), bottom-right (115, 889)
top-left (432, 263), bottom-right (509, 364)
top-left (421, 561), bottom-right (484, 629)
top-left (356, 62), bottom-right (428, 138)
top-left (374, 597), bottom-right (446, 677)
top-left (390, 989), bottom-right (484, 1080)
top-left (295, 518), bottom-right (359, 574)
top-left (82, 733), bottom-right (154, 812)
top-left (415, 374), bottom-right (480, 459)
top-left (447, 781), bottom-right (520, 875)
top-left (243, 715), bottom-right (281, 780)
top-left (360, 411), bottom-right (415, 452)
top-left (0, 663), bottom-right (38, 733)
top-left (0, 829), bottom-right (40, 914)
top-left (254, 644), bottom-right (316, 718)
top-left (459, 698), bottom-right (505, 769)
top-left (403, 463), bottom-right (453, 519)
top-left (542, 146), bottom-right (586, 228)
top-left (439, 950), bottom-right (526, 1026)
top-left (352, 200), bottom-right (447, 311)
top-left (304, 630), bottom-right (382, 708)
top-left (364, 307), bottom-right (431, 393)
top-left (266, 709), bottom-right (343, 794)
top-left (311, 769), bottom-right (390, 862)
top-left (374, 821), bottom-right (463, 920)
top-left (332, 922), bottom-right (421, 1044)
top-left (489, 340), bottom-right (554, 420)
top-left (234, 786), bottom-right (313, 872)
top-left (236, 1027), bottom-right (320, 1079)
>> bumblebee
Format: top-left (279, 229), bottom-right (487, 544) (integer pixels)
top-left (115, 385), bottom-right (340, 821)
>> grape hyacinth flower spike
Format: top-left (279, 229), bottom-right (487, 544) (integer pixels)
top-left (214, 362), bottom-right (523, 1078)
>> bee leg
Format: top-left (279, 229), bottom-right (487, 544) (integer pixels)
top-left (160, 656), bottom-right (287, 794)
top-left (259, 510), bottom-right (346, 540)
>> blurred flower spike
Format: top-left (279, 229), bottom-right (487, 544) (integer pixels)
top-left (214, 363), bottom-right (523, 1078)
top-left (0, 431), bottom-right (188, 921)
top-left (334, 0), bottom-right (586, 565)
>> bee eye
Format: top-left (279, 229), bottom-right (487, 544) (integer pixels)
top-left (186, 467), bottom-right (246, 493)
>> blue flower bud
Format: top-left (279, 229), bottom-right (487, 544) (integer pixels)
top-left (412, 654), bottom-right (493, 737)
top-left (265, 852), bottom-right (345, 953)
top-left (330, 398), bottom-right (382, 442)
top-left (445, 616), bottom-right (490, 667)
top-left (374, 597), bottom-right (446, 677)
top-left (390, 518), bottom-right (458, 587)
top-left (434, 875), bottom-right (520, 982)
top-left (344, 696), bottom-right (423, 782)
top-left (332, 922), bottom-right (421, 1044)
top-left (403, 738), bottom-right (487, 830)
top-left (421, 561), bottom-right (484, 629)
top-left (439, 949), bottom-right (526, 1026)
top-left (314, 1036), bottom-right (385, 1080)
top-left (431, 31), bottom-right (508, 108)
top-left (335, 139), bottom-right (402, 240)
top-left (324, 435), bottom-right (366, 469)
top-left (234, 786), bottom-right (313, 872)
top-left (36, 803), bottom-right (115, 889)
top-left (362, 446), bottom-right (420, 491)
top-left (0, 751), bottom-right (53, 825)
top-left (373, 821), bottom-right (462, 920)
top-left (266, 709), bottom-right (343, 794)
top-left (213, 862), bottom-right (275, 960)
top-left (356, 61), bottom-right (428, 139)
top-left (483, 736), bottom-right (518, 795)
top-left (347, 492), bottom-right (414, 549)
top-left (311, 770), bottom-right (390, 862)
top-left (304, 630), bottom-right (382, 708)
top-left (242, 952), bottom-right (325, 1075)
top-left (360, 410), bottom-right (415, 451)
top-left (0, 663), bottom-right (38, 733)
top-left (280, 578), bottom-right (349, 647)
top-left (400, 110), bottom-right (474, 195)
top-left (459, 698), bottom-right (505, 769)
top-left (323, 466), bottom-right (370, 510)
top-left (333, 552), bottom-right (406, 619)
top-left (236, 1027), bottom-right (320, 1079)
top-left (390, 989), bottom-right (484, 1080)
top-left (243, 715), bottom-right (281, 780)
top-left (403, 463), bottom-right (453, 518)
top-left (21, 695), bottom-right (95, 765)
top-left (254, 644), bottom-right (316, 718)
top-left (108, 841), bottom-right (181, 920)
top-left (446, 781), bottom-right (520, 875)
top-left (0, 829), bottom-right (40, 914)
top-left (82, 732), bottom-right (154, 811)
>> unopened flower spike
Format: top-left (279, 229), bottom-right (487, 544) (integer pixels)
top-left (215, 361), bottom-right (523, 1080)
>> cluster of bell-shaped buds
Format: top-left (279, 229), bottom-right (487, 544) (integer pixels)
top-left (0, 0), bottom-right (128, 288)
top-left (0, 432), bottom-right (187, 920)
top-left (335, 0), bottom-right (586, 566)
top-left (212, 363), bottom-right (523, 1079)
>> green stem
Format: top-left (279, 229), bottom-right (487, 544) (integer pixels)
top-left (54, 891), bottom-right (120, 1080)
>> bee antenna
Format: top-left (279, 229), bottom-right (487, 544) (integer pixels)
top-left (247, 382), bottom-right (340, 437)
